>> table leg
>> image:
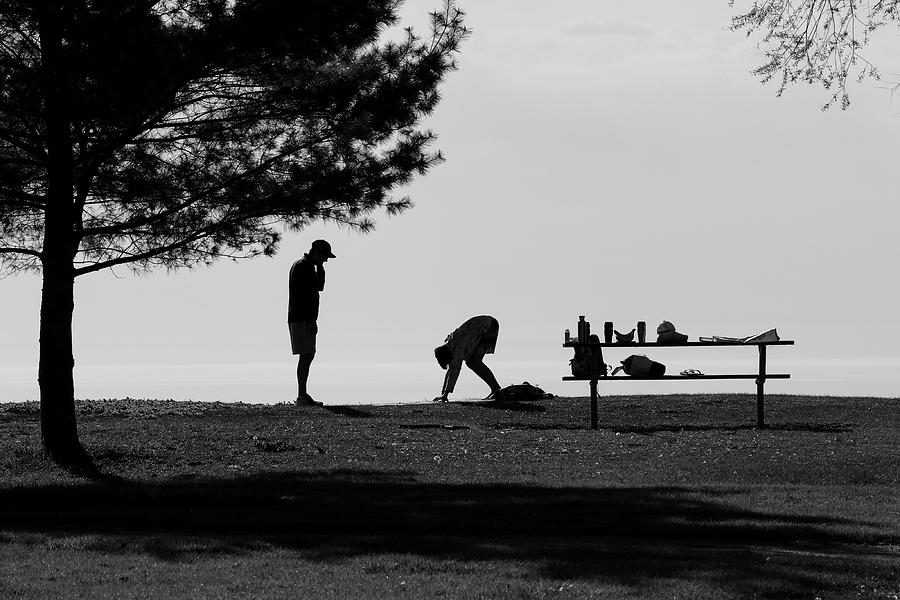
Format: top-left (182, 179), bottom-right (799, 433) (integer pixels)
top-left (590, 378), bottom-right (598, 430)
top-left (756, 344), bottom-right (767, 428)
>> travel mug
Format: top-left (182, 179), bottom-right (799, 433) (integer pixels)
top-left (603, 322), bottom-right (613, 344)
top-left (637, 321), bottom-right (646, 344)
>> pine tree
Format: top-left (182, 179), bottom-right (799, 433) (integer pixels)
top-left (0, 0), bottom-right (468, 474)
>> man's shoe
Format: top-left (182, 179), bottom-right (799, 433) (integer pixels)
top-left (485, 389), bottom-right (507, 402)
top-left (295, 394), bottom-right (323, 407)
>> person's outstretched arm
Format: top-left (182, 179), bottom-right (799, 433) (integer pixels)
top-left (436, 358), bottom-right (463, 401)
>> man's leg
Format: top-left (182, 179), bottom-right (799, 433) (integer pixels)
top-left (291, 320), bottom-right (322, 406)
top-left (465, 354), bottom-right (501, 396)
top-left (297, 352), bottom-right (315, 398)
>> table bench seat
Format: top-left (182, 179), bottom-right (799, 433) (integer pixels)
top-left (563, 374), bottom-right (790, 381)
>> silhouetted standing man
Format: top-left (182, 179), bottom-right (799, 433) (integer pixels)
top-left (288, 239), bottom-right (335, 406)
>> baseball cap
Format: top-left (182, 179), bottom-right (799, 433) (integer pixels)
top-left (312, 239), bottom-right (336, 258)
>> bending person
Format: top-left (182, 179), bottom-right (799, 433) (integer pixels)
top-left (433, 315), bottom-right (504, 402)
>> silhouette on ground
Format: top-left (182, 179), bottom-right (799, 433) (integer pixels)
top-left (322, 406), bottom-right (374, 419)
top-left (465, 399), bottom-right (547, 413)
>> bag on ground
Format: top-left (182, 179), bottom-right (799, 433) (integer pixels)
top-left (495, 382), bottom-right (555, 401)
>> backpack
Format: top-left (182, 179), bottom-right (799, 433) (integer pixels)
top-left (569, 334), bottom-right (607, 378)
top-left (569, 345), bottom-right (593, 378)
top-left (493, 382), bottom-right (555, 402)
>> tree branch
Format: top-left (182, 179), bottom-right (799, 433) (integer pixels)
top-left (74, 230), bottom-right (208, 276)
top-left (0, 186), bottom-right (45, 208)
top-left (0, 246), bottom-right (41, 258)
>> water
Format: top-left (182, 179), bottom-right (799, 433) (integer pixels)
top-left (1, 357), bottom-right (897, 404)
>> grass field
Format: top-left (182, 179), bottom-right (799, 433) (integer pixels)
top-left (0, 393), bottom-right (897, 599)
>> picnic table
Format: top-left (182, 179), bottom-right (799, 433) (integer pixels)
top-left (562, 339), bottom-right (795, 429)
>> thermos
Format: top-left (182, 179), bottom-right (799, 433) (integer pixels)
top-left (604, 322), bottom-right (613, 344)
top-left (637, 321), bottom-right (646, 344)
top-left (578, 316), bottom-right (586, 342)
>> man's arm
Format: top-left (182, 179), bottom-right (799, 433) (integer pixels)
top-left (315, 264), bottom-right (325, 291)
top-left (441, 358), bottom-right (463, 397)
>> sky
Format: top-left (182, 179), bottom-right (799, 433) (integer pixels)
top-left (2, 0), bottom-right (899, 403)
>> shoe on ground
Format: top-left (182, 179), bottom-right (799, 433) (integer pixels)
top-left (295, 394), bottom-right (323, 407)
top-left (485, 389), bottom-right (507, 402)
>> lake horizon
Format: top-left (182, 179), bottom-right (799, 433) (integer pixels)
top-left (1, 357), bottom-right (898, 405)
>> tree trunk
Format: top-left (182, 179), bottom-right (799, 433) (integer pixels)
top-left (38, 260), bottom-right (94, 475)
top-left (36, 1), bottom-right (96, 476)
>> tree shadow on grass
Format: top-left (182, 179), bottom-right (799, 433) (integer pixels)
top-left (610, 422), bottom-right (854, 435)
top-left (0, 470), bottom-right (891, 596)
top-left (488, 421), bottom-right (854, 434)
top-left (399, 423), bottom-right (470, 430)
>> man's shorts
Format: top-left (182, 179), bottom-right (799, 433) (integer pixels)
top-left (476, 317), bottom-right (499, 356)
top-left (289, 321), bottom-right (317, 355)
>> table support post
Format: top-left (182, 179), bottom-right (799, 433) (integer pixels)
top-left (590, 378), bottom-right (598, 430)
top-left (756, 344), bottom-right (767, 428)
